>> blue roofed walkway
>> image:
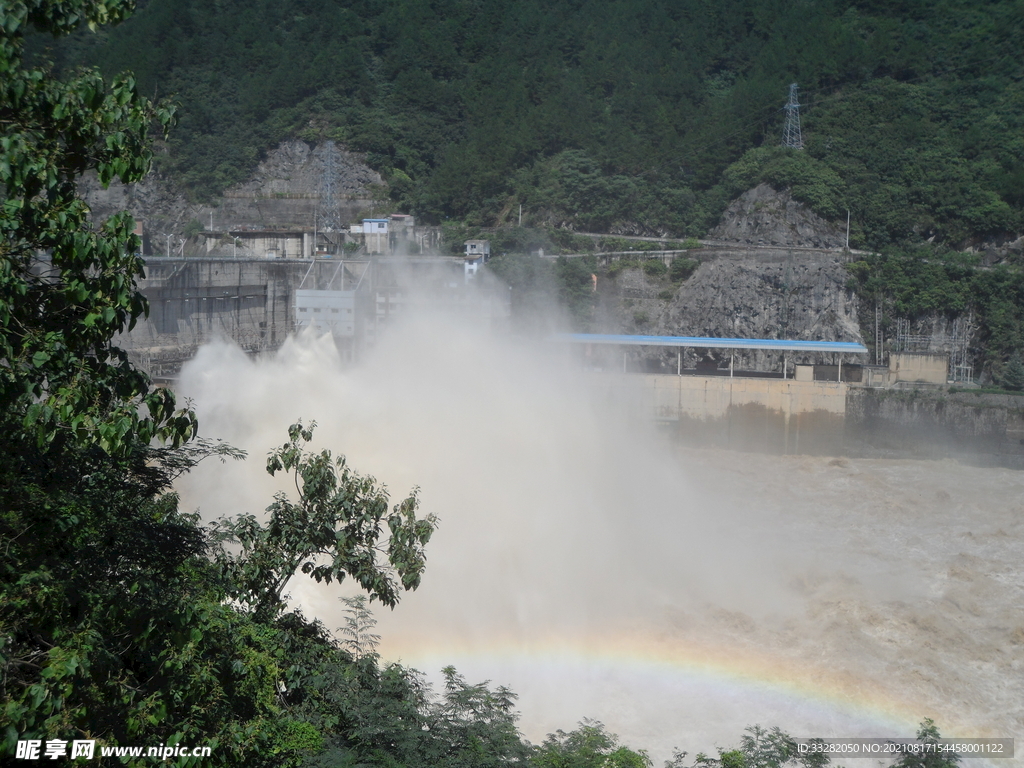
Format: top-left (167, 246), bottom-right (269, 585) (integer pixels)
top-left (550, 333), bottom-right (868, 354)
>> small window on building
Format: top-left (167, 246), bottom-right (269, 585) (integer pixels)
top-left (313, 308), bottom-right (322, 313)
top-left (378, 222), bottom-right (385, 229)
top-left (299, 308), bottom-right (308, 313)
top-left (331, 308), bottom-right (339, 314)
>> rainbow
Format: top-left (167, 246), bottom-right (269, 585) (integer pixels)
top-left (380, 629), bottom-right (946, 739)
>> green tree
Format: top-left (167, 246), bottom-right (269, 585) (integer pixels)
top-left (338, 595), bottom-right (381, 660)
top-left (689, 726), bottom-right (828, 768)
top-left (213, 421), bottom-right (438, 620)
top-left (2, 7), bottom-right (382, 761)
top-left (1, 0), bottom-right (195, 455)
top-left (0, 437), bottom-right (323, 765)
top-left (42, 0), bottom-right (1024, 244)
top-left (669, 257), bottom-right (699, 282)
top-left (1001, 353), bottom-right (1024, 391)
top-left (533, 719), bottom-right (652, 768)
top-left (888, 720), bottom-right (960, 768)
top-left (425, 666), bottom-right (533, 768)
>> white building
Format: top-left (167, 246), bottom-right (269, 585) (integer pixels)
top-left (294, 289), bottom-right (357, 337)
top-left (362, 219), bottom-right (389, 255)
top-left (464, 239), bottom-right (491, 279)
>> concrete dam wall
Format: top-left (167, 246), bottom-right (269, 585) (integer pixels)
top-left (124, 256), bottom-right (1024, 468)
top-left (592, 372), bottom-right (1024, 467)
top-left (591, 373), bottom-right (848, 455)
top-left (119, 255), bottom-right (502, 378)
top-left (119, 257), bottom-right (328, 377)
top-left (846, 388), bottom-right (1024, 465)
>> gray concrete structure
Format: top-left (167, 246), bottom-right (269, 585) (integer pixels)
top-left (119, 255), bottom-right (509, 378)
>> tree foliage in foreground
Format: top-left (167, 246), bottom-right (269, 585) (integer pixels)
top-left (534, 719), bottom-right (652, 768)
top-left (0, 420), bottom-right (440, 764)
top-left (0, 3), bottom-right (433, 761)
top-left (888, 720), bottom-right (961, 768)
top-left (213, 420), bottom-right (436, 621)
top-left (677, 726), bottom-right (829, 768)
top-left (1, 0), bottom-right (195, 455)
top-left (1, 5), bottom-right (980, 762)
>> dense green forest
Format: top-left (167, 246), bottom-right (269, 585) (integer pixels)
top-left (36, 0), bottom-right (1024, 248)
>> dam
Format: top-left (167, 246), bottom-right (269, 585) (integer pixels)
top-left (121, 255), bottom-right (509, 377)
top-left (122, 256), bottom-right (1024, 467)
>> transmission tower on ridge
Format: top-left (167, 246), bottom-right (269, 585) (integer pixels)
top-left (781, 83), bottom-right (803, 150)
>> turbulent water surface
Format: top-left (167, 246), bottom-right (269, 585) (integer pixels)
top-left (176, 317), bottom-right (1023, 764)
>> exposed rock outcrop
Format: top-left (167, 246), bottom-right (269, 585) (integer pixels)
top-left (963, 232), bottom-right (1024, 266)
top-left (709, 183), bottom-right (846, 249)
top-left (79, 171), bottom-right (193, 237)
top-left (660, 251), bottom-right (861, 355)
top-left (211, 141), bottom-right (383, 233)
top-left (226, 141), bottom-right (382, 199)
top-left (80, 141), bottom-right (384, 254)
top-left (597, 249), bottom-right (864, 370)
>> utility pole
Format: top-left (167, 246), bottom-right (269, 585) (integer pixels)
top-left (875, 300), bottom-right (882, 366)
top-left (782, 83), bottom-right (803, 150)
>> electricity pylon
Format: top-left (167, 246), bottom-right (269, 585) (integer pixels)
top-left (318, 141), bottom-right (343, 232)
top-left (781, 83), bottom-right (803, 150)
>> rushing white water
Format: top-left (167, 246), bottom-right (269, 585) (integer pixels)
top-left (176, 313), bottom-right (1024, 765)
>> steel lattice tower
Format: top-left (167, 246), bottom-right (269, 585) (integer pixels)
top-left (781, 83), bottom-right (803, 150)
top-left (318, 141), bottom-right (343, 232)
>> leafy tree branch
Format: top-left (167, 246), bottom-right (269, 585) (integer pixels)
top-left (1, 0), bottom-right (194, 455)
top-left (213, 421), bottom-right (437, 620)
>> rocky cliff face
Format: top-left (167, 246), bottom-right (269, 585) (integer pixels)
top-left (663, 251), bottom-right (861, 363)
top-left (80, 141), bottom-right (384, 254)
top-left (709, 183), bottom-right (846, 249)
top-left (79, 171), bottom-right (193, 242)
top-left (593, 185), bottom-right (863, 370)
top-left (597, 249), bottom-right (864, 371)
top-left (963, 232), bottom-right (1024, 266)
top-left (225, 141), bottom-right (381, 199)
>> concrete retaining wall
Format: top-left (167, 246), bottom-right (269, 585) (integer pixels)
top-left (589, 372), bottom-right (1024, 466)
top-left (642, 373), bottom-right (846, 420)
top-left (589, 372), bottom-right (847, 454)
top-left (846, 388), bottom-right (1024, 466)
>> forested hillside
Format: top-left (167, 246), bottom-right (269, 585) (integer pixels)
top-left (39, 0), bottom-right (1024, 248)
